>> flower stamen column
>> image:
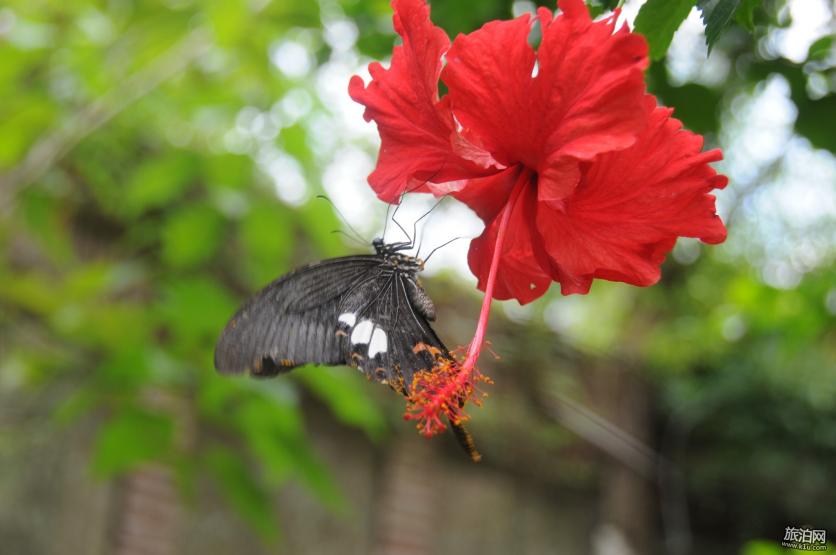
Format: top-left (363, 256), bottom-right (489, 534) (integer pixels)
top-left (405, 170), bottom-right (530, 436)
top-left (461, 169), bottom-right (530, 373)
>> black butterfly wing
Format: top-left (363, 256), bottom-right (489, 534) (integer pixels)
top-left (336, 270), bottom-right (447, 393)
top-left (214, 256), bottom-right (383, 376)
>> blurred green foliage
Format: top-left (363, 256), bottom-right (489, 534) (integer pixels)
top-left (0, 0), bottom-right (377, 539)
top-left (0, 0), bottom-right (834, 550)
top-left (635, 0), bottom-right (699, 60)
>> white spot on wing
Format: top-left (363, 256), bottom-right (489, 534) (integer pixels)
top-left (350, 319), bottom-right (374, 344)
top-left (338, 312), bottom-right (357, 328)
top-left (368, 328), bottom-right (388, 358)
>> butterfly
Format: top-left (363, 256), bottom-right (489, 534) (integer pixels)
top-left (214, 237), bottom-right (481, 461)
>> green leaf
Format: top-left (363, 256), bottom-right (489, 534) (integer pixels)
top-left (634, 0), bottom-right (698, 61)
top-left (585, 0), bottom-right (621, 19)
top-left (807, 35), bottom-right (834, 62)
top-left (64, 263), bottom-right (118, 301)
top-left (205, 447), bottom-right (279, 541)
top-left (123, 153), bottom-right (198, 215)
top-left (205, 153), bottom-right (252, 190)
top-left (92, 408), bottom-right (174, 476)
top-left (0, 271), bottom-right (63, 315)
top-left (208, 0), bottom-right (249, 46)
top-left (54, 388), bottom-right (99, 425)
top-left (280, 124), bottom-right (311, 165)
top-left (296, 200), bottom-right (346, 259)
top-left (234, 399), bottom-right (297, 484)
top-left (239, 202), bottom-right (293, 286)
top-left (232, 394), bottom-right (344, 510)
top-left (158, 277), bottom-right (236, 347)
top-left (94, 346), bottom-right (152, 391)
top-left (698, 0), bottom-right (741, 53)
top-left (281, 434), bottom-right (343, 511)
top-left (587, 6), bottom-right (606, 19)
top-left (0, 94), bottom-right (56, 168)
top-left (161, 203), bottom-right (226, 269)
top-left (297, 366), bottom-right (387, 441)
top-left (18, 189), bottom-right (74, 264)
top-left (197, 372), bottom-right (243, 416)
top-left (647, 64), bottom-right (722, 134)
top-left (734, 0), bottom-right (761, 31)
top-left (795, 95), bottom-right (836, 153)
top-left (67, 303), bottom-right (152, 350)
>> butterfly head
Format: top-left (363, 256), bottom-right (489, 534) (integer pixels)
top-left (373, 238), bottom-right (425, 272)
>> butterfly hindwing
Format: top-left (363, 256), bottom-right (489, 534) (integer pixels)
top-left (336, 271), bottom-right (445, 392)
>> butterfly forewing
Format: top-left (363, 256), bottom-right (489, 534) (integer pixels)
top-left (282, 256), bottom-right (382, 313)
top-left (214, 253), bottom-right (447, 391)
top-left (215, 256), bottom-right (378, 375)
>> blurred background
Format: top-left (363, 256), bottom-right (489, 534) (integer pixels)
top-left (0, 0), bottom-right (834, 554)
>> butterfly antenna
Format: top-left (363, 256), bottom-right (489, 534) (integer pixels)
top-left (316, 195), bottom-right (366, 244)
top-left (331, 229), bottom-right (366, 247)
top-left (422, 236), bottom-right (465, 264)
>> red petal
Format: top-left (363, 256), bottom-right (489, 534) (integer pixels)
top-left (441, 0), bottom-right (648, 176)
top-left (537, 98), bottom-right (728, 293)
top-left (442, 14), bottom-right (538, 168)
top-left (536, 4), bottom-right (649, 163)
top-left (556, 0), bottom-right (589, 18)
top-left (452, 167), bottom-right (518, 223)
top-left (538, 157), bottom-right (581, 204)
top-left (349, 0), bottom-right (490, 202)
top-left (467, 175), bottom-right (552, 304)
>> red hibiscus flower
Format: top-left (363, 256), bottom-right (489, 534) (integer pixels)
top-left (350, 0), bottom-right (727, 435)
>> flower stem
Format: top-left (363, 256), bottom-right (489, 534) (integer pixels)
top-left (404, 171), bottom-right (528, 438)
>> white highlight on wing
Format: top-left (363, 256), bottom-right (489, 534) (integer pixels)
top-left (368, 328), bottom-right (388, 357)
top-left (338, 312), bottom-right (357, 328)
top-left (350, 319), bottom-right (374, 344)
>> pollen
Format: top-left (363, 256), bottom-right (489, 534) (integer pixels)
top-left (403, 347), bottom-right (492, 438)
top-left (413, 342), bottom-right (444, 359)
